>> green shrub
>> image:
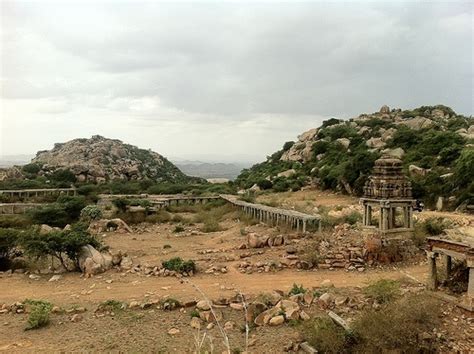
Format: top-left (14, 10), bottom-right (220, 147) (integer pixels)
top-left (162, 257), bottom-right (196, 273)
top-left (80, 205), bottom-right (103, 222)
top-left (28, 196), bottom-right (86, 227)
top-left (239, 192), bottom-right (256, 203)
top-left (352, 293), bottom-right (441, 352)
top-left (190, 309), bottom-right (200, 318)
top-left (302, 316), bottom-right (349, 353)
top-left (49, 169), bottom-right (77, 184)
top-left (146, 210), bottom-right (172, 223)
top-left (173, 225), bottom-right (184, 233)
top-left (423, 217), bottom-right (450, 236)
top-left (24, 299), bottom-right (53, 330)
top-left (0, 228), bottom-right (20, 269)
top-left (344, 211), bottom-right (362, 225)
top-left (288, 283), bottom-right (306, 296)
top-left (0, 215), bottom-right (32, 228)
top-left (256, 179), bottom-right (273, 190)
top-left (363, 279), bottom-right (400, 304)
top-left (201, 219), bottom-right (221, 233)
top-left (97, 299), bottom-right (126, 313)
top-left (283, 141), bottom-right (295, 151)
top-left (20, 225), bottom-right (102, 271)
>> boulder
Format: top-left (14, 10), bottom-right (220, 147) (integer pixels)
top-left (382, 147), bottom-right (405, 159)
top-left (267, 235), bottom-right (284, 247)
top-left (379, 105), bottom-right (390, 114)
top-left (277, 169), bottom-right (296, 178)
top-left (78, 244), bottom-right (114, 277)
top-left (269, 315), bottom-right (285, 326)
top-left (398, 117), bottom-right (434, 130)
top-left (247, 233), bottom-right (269, 248)
top-left (88, 218), bottom-right (132, 234)
top-left (318, 292), bottom-right (333, 308)
top-left (336, 138), bottom-right (350, 149)
top-left (196, 300), bottom-right (211, 311)
top-left (39, 224), bottom-right (54, 235)
top-left (408, 164), bottom-right (429, 176)
top-left (298, 128), bottom-right (318, 142)
top-left (366, 137), bottom-right (385, 149)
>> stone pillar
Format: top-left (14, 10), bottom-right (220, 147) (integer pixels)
top-left (302, 220), bottom-right (307, 233)
top-left (408, 207), bottom-right (414, 229)
top-left (367, 205), bottom-right (372, 226)
top-left (444, 255), bottom-right (452, 279)
top-left (468, 267), bottom-right (474, 298)
top-left (426, 252), bottom-right (438, 291)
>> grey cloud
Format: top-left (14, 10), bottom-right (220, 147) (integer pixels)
top-left (0, 1), bottom-right (472, 159)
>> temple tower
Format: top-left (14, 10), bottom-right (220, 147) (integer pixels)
top-left (360, 156), bottom-right (415, 237)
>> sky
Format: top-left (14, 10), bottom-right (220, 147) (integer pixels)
top-left (0, 0), bottom-right (472, 163)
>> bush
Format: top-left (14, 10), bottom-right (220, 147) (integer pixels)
top-left (288, 283), bottom-right (306, 296)
top-left (80, 205), bottom-right (103, 222)
top-left (363, 279), bottom-right (400, 304)
top-left (343, 211), bottom-right (362, 225)
top-left (302, 316), bottom-right (349, 353)
top-left (146, 210), bottom-right (172, 223)
top-left (25, 299), bottom-right (53, 330)
top-left (283, 141), bottom-right (295, 151)
top-left (0, 228), bottom-right (20, 269)
top-left (28, 196), bottom-right (86, 227)
top-left (256, 179), bottom-right (273, 190)
top-left (49, 169), bottom-right (77, 184)
top-left (173, 225), bottom-right (184, 233)
top-left (0, 215), bottom-right (33, 228)
top-left (201, 219), bottom-right (221, 233)
top-left (20, 225), bottom-right (102, 271)
top-left (423, 217), bottom-right (450, 236)
top-left (352, 293), bottom-right (441, 352)
top-left (162, 257), bottom-right (196, 273)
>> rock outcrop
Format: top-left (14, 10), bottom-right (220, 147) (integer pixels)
top-left (18, 135), bottom-right (192, 183)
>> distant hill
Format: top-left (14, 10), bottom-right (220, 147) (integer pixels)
top-left (174, 161), bottom-right (251, 180)
top-left (236, 105), bottom-right (474, 208)
top-left (0, 135), bottom-right (194, 184)
top-left (0, 155), bottom-right (33, 168)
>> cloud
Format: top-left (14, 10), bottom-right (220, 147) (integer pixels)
top-left (0, 0), bottom-right (472, 159)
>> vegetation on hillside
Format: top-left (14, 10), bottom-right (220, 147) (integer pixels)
top-left (236, 105), bottom-right (473, 208)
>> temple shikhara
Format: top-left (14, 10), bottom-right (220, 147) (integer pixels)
top-left (360, 156), bottom-right (415, 237)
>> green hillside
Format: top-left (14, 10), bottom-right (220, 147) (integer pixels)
top-left (236, 105), bottom-right (474, 209)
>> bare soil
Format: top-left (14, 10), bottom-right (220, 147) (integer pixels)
top-left (0, 190), bottom-right (472, 352)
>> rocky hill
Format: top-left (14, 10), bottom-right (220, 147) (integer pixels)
top-left (236, 105), bottom-right (474, 208)
top-left (12, 135), bottom-right (191, 183)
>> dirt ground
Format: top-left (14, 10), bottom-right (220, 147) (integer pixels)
top-left (0, 190), bottom-right (473, 352)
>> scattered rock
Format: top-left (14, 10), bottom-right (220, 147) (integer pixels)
top-left (196, 300), bottom-right (211, 311)
top-left (168, 328), bottom-right (180, 335)
top-left (190, 317), bottom-right (202, 329)
top-left (269, 315), bottom-right (285, 326)
top-left (70, 314), bottom-right (82, 323)
top-left (48, 275), bottom-right (62, 282)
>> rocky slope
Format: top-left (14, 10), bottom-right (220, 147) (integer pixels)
top-left (236, 105), bottom-right (473, 208)
top-left (20, 135), bottom-right (190, 183)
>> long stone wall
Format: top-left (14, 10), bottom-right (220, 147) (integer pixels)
top-left (0, 203), bottom-right (43, 215)
top-left (220, 194), bottom-right (321, 232)
top-left (0, 188), bottom-right (77, 199)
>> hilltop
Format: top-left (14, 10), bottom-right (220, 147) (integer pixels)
top-left (2, 135), bottom-right (192, 184)
top-left (236, 105), bottom-right (474, 208)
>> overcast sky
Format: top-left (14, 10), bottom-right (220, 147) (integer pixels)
top-left (1, 0), bottom-right (472, 163)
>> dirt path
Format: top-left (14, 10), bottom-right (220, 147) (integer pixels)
top-left (0, 265), bottom-right (427, 306)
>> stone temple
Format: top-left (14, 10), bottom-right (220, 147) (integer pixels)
top-left (360, 156), bottom-right (415, 237)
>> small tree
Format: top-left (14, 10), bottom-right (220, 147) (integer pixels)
top-left (20, 225), bottom-right (102, 271)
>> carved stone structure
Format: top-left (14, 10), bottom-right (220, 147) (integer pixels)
top-left (360, 157), bottom-right (414, 236)
top-left (426, 236), bottom-right (474, 311)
